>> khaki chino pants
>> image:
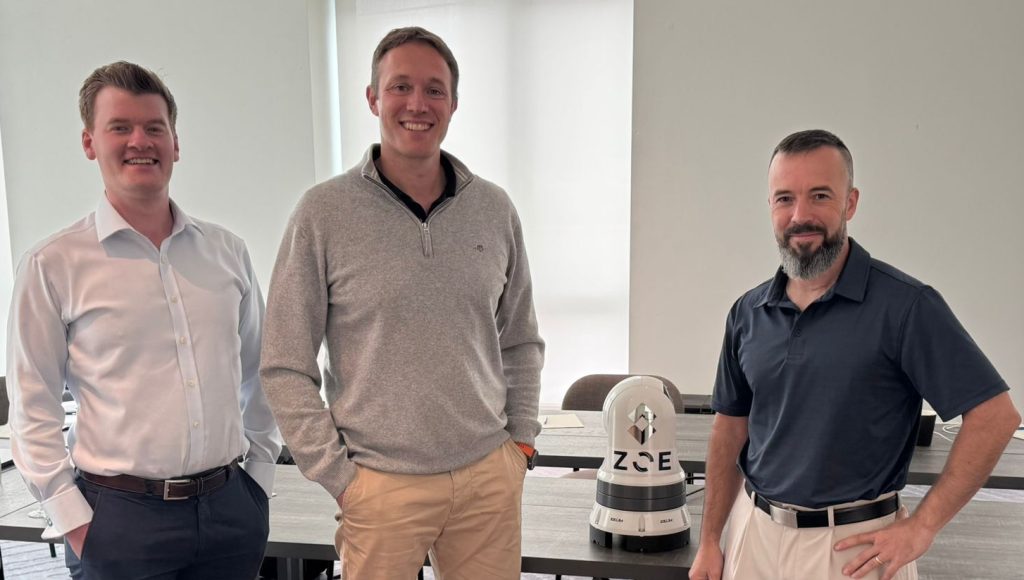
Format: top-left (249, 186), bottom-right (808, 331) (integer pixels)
top-left (336, 439), bottom-right (528, 580)
top-left (722, 487), bottom-right (918, 580)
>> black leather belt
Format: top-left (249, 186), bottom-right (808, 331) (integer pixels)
top-left (745, 480), bottom-right (899, 528)
top-left (78, 460), bottom-right (238, 501)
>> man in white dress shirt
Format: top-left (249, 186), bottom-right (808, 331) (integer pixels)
top-left (6, 61), bottom-right (282, 579)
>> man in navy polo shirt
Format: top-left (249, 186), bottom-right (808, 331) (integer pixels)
top-left (689, 129), bottom-right (1020, 580)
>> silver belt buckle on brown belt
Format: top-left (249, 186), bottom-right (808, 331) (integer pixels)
top-left (163, 478), bottom-right (192, 500)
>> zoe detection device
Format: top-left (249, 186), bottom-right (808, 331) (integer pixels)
top-left (589, 376), bottom-right (691, 552)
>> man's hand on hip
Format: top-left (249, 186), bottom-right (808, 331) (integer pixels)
top-left (66, 522), bottom-right (90, 557)
top-left (834, 507), bottom-right (935, 580)
top-left (689, 541), bottom-right (725, 580)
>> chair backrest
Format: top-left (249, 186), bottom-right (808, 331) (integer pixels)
top-left (560, 373), bottom-right (684, 413)
top-left (0, 376), bottom-right (8, 426)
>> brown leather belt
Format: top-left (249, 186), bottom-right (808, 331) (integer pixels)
top-left (78, 460), bottom-right (238, 501)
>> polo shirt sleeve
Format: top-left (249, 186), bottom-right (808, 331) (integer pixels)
top-left (712, 300), bottom-right (753, 417)
top-left (899, 286), bottom-right (1008, 422)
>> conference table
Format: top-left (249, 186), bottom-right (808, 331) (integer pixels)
top-left (1, 464), bottom-right (1023, 579)
top-left (535, 411), bottom-right (1024, 489)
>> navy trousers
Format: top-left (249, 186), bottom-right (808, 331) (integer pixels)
top-left (65, 466), bottom-right (269, 580)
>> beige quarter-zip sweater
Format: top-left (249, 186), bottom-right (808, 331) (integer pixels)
top-left (260, 146), bottom-right (544, 497)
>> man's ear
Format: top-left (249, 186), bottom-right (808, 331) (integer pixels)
top-left (82, 128), bottom-right (97, 160)
top-left (366, 85), bottom-right (380, 116)
top-left (845, 187), bottom-right (860, 221)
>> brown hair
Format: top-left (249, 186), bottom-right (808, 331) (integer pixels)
top-left (771, 129), bottom-right (854, 189)
top-left (79, 61), bottom-right (177, 131)
top-left (370, 27), bottom-right (459, 100)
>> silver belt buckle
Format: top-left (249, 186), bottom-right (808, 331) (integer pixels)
top-left (769, 503), bottom-right (799, 527)
top-left (163, 478), bottom-right (191, 500)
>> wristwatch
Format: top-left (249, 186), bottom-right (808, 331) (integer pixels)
top-left (515, 441), bottom-right (538, 470)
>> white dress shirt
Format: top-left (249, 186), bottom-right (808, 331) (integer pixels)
top-left (7, 196), bottom-right (283, 535)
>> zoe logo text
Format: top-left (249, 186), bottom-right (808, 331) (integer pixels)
top-left (612, 450), bottom-right (673, 472)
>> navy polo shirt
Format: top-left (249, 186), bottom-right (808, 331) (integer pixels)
top-left (713, 238), bottom-right (1007, 508)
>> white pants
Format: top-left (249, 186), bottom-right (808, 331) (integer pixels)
top-left (721, 487), bottom-right (919, 580)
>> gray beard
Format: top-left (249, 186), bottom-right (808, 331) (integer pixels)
top-left (778, 224), bottom-right (846, 280)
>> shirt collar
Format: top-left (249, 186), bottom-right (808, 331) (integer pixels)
top-left (830, 237), bottom-right (870, 302)
top-left (95, 194), bottom-right (203, 243)
top-left (360, 144), bottom-right (475, 192)
top-left (755, 237), bottom-right (870, 308)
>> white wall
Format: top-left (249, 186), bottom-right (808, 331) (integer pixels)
top-left (0, 126), bottom-right (13, 372)
top-left (0, 0), bottom-right (631, 406)
top-left (630, 0), bottom-right (1024, 412)
top-left (336, 0), bottom-right (634, 404)
top-left (0, 0), bottom-right (318, 300)
top-left (6, 1), bottom-right (1017, 411)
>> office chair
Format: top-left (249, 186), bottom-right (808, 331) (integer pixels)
top-left (558, 372), bottom-right (705, 484)
top-left (555, 374), bottom-right (695, 580)
top-left (560, 373), bottom-right (684, 414)
top-left (558, 373), bottom-right (681, 478)
top-left (0, 376), bottom-right (8, 426)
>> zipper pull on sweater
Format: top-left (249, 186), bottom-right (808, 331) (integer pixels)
top-left (421, 221), bottom-right (433, 257)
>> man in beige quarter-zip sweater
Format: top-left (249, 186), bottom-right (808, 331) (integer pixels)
top-left (260, 26), bottom-right (544, 580)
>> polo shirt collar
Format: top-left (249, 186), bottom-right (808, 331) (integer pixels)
top-left (96, 194), bottom-right (202, 243)
top-left (755, 268), bottom-right (789, 308)
top-left (359, 144), bottom-right (475, 193)
top-left (830, 237), bottom-right (870, 302)
top-left (755, 237), bottom-right (870, 307)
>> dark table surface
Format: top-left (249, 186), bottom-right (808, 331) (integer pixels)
top-left (262, 466), bottom-right (1024, 579)
top-left (0, 465), bottom-right (1021, 579)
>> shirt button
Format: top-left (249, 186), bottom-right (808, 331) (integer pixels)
top-left (179, 336), bottom-right (187, 345)
top-left (187, 379), bottom-right (196, 388)
top-left (171, 296), bottom-right (179, 303)
top-left (794, 329), bottom-right (802, 337)
top-left (193, 421), bottom-right (200, 428)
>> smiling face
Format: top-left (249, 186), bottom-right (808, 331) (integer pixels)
top-left (366, 41), bottom-right (457, 167)
top-left (768, 146), bottom-right (859, 279)
top-left (82, 87), bottom-right (179, 205)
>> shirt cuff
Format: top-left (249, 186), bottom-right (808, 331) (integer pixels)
top-left (242, 460), bottom-right (276, 498)
top-left (505, 416), bottom-right (541, 447)
top-left (40, 485), bottom-right (93, 536)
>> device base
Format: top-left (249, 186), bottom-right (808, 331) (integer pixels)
top-left (589, 525), bottom-right (689, 553)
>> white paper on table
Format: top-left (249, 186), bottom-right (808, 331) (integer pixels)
top-left (539, 413), bottom-right (584, 429)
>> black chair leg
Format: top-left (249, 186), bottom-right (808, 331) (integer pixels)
top-left (49, 543), bottom-right (57, 558)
